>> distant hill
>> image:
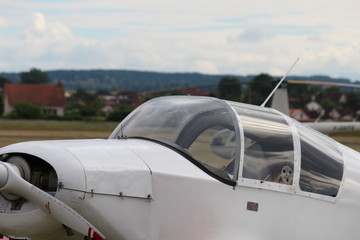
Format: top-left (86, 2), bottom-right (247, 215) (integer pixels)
top-left (0, 70), bottom-right (248, 92)
top-left (0, 69), bottom-right (356, 92)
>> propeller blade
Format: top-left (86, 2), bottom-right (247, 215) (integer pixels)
top-left (0, 162), bottom-right (105, 240)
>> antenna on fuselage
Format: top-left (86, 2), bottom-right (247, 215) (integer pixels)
top-left (260, 57), bottom-right (300, 107)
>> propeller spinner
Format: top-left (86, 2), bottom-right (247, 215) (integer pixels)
top-left (0, 160), bottom-right (105, 240)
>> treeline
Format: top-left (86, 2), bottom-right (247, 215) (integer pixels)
top-left (1, 68), bottom-right (360, 122)
top-left (1, 69), bottom-right (242, 91)
top-left (1, 69), bottom-right (357, 92)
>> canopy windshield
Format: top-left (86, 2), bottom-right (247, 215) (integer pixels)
top-left (110, 96), bottom-right (240, 185)
top-left (110, 96), bottom-right (344, 197)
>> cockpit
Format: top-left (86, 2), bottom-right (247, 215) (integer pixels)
top-left (109, 96), bottom-right (344, 200)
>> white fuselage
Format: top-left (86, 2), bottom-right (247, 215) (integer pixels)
top-left (1, 138), bottom-right (360, 240)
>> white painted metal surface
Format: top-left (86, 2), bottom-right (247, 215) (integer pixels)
top-left (306, 121), bottom-right (360, 133)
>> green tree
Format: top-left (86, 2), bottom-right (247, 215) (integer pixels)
top-left (0, 76), bottom-right (7, 115)
top-left (0, 76), bottom-right (10, 88)
top-left (321, 98), bottom-right (337, 115)
top-left (0, 92), bottom-right (3, 115)
top-left (72, 88), bottom-right (96, 102)
top-left (65, 102), bottom-right (96, 118)
top-left (325, 86), bottom-right (341, 102)
top-left (345, 92), bottom-right (360, 112)
top-left (288, 82), bottom-right (309, 106)
top-left (64, 108), bottom-right (82, 120)
top-left (20, 68), bottom-right (51, 84)
top-left (217, 76), bottom-right (242, 101)
top-left (246, 74), bottom-right (274, 105)
top-left (106, 105), bottom-right (135, 122)
top-left (308, 85), bottom-right (325, 100)
top-left (9, 102), bottom-right (43, 119)
top-left (66, 89), bottom-right (103, 119)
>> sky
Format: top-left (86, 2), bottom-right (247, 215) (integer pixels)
top-left (0, 0), bottom-right (360, 81)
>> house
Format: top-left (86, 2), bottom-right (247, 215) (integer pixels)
top-left (306, 96), bottom-right (322, 112)
top-left (289, 109), bottom-right (312, 122)
top-left (115, 90), bottom-right (141, 105)
top-left (185, 88), bottom-right (211, 96)
top-left (101, 99), bottom-right (117, 116)
top-left (328, 108), bottom-right (341, 121)
top-left (3, 82), bottom-right (66, 116)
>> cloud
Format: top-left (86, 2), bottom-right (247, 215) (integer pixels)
top-left (193, 60), bottom-right (219, 74)
top-left (238, 27), bottom-right (277, 43)
top-left (33, 12), bottom-right (46, 31)
top-left (1, 0), bottom-right (360, 81)
top-left (0, 16), bottom-right (7, 28)
top-left (0, 12), bottom-right (100, 70)
top-left (26, 12), bottom-right (72, 41)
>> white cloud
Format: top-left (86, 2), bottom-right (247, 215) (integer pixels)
top-left (20, 13), bottom-right (78, 56)
top-left (193, 60), bottom-right (219, 74)
top-left (238, 27), bottom-right (277, 43)
top-left (0, 0), bottom-right (360, 81)
top-left (33, 12), bottom-right (46, 31)
top-left (0, 16), bottom-right (7, 28)
top-left (0, 11), bottom-right (100, 70)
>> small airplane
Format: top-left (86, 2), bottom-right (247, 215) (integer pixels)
top-left (0, 93), bottom-right (359, 240)
top-left (271, 80), bottom-right (360, 134)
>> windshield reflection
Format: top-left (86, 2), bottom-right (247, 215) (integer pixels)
top-left (230, 102), bottom-right (294, 185)
top-left (110, 96), bottom-right (240, 185)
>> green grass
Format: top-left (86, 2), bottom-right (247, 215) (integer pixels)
top-left (0, 119), bottom-right (118, 131)
top-left (0, 119), bottom-right (120, 147)
top-left (330, 131), bottom-right (360, 137)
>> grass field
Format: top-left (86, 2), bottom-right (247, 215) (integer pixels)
top-left (0, 119), bottom-right (118, 147)
top-left (0, 119), bottom-right (360, 152)
top-left (330, 132), bottom-right (360, 152)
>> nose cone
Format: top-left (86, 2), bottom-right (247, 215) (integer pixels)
top-left (0, 164), bottom-right (8, 188)
top-left (0, 139), bottom-right (153, 239)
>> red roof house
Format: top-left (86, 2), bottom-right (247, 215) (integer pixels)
top-left (289, 109), bottom-right (313, 122)
top-left (3, 82), bottom-right (66, 116)
top-left (185, 88), bottom-right (211, 96)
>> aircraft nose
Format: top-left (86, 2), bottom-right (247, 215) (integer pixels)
top-left (0, 160), bottom-right (106, 240)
